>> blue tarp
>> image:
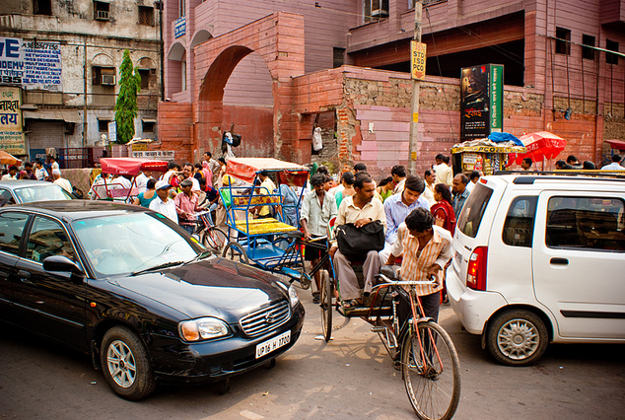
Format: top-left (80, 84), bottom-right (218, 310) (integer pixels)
top-left (488, 132), bottom-right (524, 146)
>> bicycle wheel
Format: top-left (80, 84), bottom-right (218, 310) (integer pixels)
top-left (222, 241), bottom-right (249, 264)
top-left (319, 270), bottom-right (333, 342)
top-left (401, 320), bottom-right (461, 420)
top-left (201, 226), bottom-right (228, 254)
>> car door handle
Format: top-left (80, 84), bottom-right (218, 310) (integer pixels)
top-left (17, 270), bottom-right (32, 283)
top-left (550, 257), bottom-right (569, 265)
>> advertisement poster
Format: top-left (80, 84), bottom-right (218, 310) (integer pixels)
top-left (460, 64), bottom-right (504, 140)
top-left (0, 37), bottom-right (62, 91)
top-left (0, 86), bottom-right (25, 155)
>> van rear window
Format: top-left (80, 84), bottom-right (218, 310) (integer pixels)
top-left (457, 183), bottom-right (493, 238)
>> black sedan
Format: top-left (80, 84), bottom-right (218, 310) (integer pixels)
top-left (0, 201), bottom-right (304, 400)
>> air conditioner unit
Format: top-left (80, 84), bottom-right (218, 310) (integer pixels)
top-left (101, 74), bottom-right (116, 85)
top-left (95, 9), bottom-right (109, 20)
top-left (371, 8), bottom-right (388, 17)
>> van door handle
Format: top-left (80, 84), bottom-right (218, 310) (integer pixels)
top-left (550, 257), bottom-right (569, 265)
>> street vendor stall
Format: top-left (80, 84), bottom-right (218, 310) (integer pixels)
top-left (451, 137), bottom-right (526, 175)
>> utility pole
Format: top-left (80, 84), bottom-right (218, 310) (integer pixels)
top-left (408, 0), bottom-right (423, 175)
top-left (82, 40), bottom-right (87, 148)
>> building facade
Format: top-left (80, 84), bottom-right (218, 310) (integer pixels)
top-left (0, 0), bottom-right (161, 163)
top-left (158, 0), bottom-right (624, 175)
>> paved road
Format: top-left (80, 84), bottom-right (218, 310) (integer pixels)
top-left (1, 292), bottom-right (624, 420)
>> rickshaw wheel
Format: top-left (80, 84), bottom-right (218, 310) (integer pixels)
top-left (222, 241), bottom-right (250, 264)
top-left (201, 227), bottom-right (228, 254)
top-left (319, 270), bottom-right (333, 342)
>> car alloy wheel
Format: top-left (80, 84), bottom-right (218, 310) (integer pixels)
top-left (487, 309), bottom-right (549, 366)
top-left (106, 339), bottom-right (137, 388)
top-left (497, 318), bottom-right (539, 360)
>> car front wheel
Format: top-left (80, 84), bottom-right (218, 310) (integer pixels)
top-left (486, 309), bottom-right (548, 366)
top-left (100, 326), bottom-right (156, 400)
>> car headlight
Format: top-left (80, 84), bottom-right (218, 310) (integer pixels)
top-left (179, 317), bottom-right (229, 341)
top-left (288, 284), bottom-right (299, 307)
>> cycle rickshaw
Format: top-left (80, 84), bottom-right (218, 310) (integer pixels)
top-left (92, 157), bottom-right (169, 202)
top-left (219, 157), bottom-right (312, 287)
top-left (313, 225), bottom-right (461, 420)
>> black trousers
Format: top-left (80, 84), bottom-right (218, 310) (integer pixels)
top-left (398, 290), bottom-right (440, 327)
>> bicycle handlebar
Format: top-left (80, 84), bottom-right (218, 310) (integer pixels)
top-left (373, 273), bottom-right (437, 290)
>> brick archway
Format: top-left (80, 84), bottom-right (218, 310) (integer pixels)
top-left (193, 12), bottom-right (305, 159)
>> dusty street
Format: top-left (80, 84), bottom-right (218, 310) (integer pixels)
top-left (1, 291), bottom-right (624, 420)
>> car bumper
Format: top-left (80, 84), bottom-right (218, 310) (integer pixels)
top-left (148, 303), bottom-right (305, 383)
top-left (447, 270), bottom-right (507, 335)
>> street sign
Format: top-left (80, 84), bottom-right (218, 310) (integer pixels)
top-left (108, 121), bottom-right (116, 143)
top-left (411, 41), bottom-right (427, 80)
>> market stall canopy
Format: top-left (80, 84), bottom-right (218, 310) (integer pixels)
top-left (512, 131), bottom-right (567, 164)
top-left (451, 138), bottom-right (526, 154)
top-left (100, 158), bottom-right (168, 176)
top-left (227, 158), bottom-right (309, 185)
top-left (0, 150), bottom-right (22, 166)
top-left (605, 139), bottom-right (625, 151)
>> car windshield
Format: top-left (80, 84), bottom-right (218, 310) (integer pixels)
top-left (14, 184), bottom-right (73, 203)
top-left (72, 212), bottom-right (200, 277)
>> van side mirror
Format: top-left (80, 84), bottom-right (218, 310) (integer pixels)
top-left (43, 255), bottom-right (85, 281)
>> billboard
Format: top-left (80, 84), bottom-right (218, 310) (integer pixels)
top-left (0, 86), bottom-right (25, 155)
top-left (0, 37), bottom-right (62, 91)
top-left (460, 64), bottom-right (504, 140)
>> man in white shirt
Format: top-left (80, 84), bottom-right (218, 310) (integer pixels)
top-left (52, 169), bottom-right (72, 193)
top-left (422, 169), bottom-right (436, 206)
top-left (601, 154), bottom-right (625, 170)
top-left (135, 171), bottom-right (148, 193)
top-left (149, 180), bottom-right (178, 223)
top-left (391, 165), bottom-right (407, 195)
top-left (1, 166), bottom-right (18, 180)
top-left (433, 154), bottom-right (453, 187)
top-left (182, 163), bottom-right (201, 193)
top-left (466, 170), bottom-right (481, 193)
top-left (49, 155), bottom-right (60, 174)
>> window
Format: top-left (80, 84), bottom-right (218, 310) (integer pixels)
top-left (606, 40), bottom-right (619, 65)
top-left (138, 6), bottom-right (154, 26)
top-left (0, 212), bottom-right (29, 255)
top-left (546, 196), bottom-right (625, 251)
top-left (457, 183), bottom-right (493, 238)
top-left (555, 27), bottom-right (571, 55)
top-left (181, 60), bottom-right (187, 91)
top-left (142, 120), bottom-right (155, 133)
top-left (410, 0), bottom-right (446, 7)
top-left (98, 119), bottom-right (111, 132)
top-left (333, 47), bottom-right (345, 68)
top-left (502, 196), bottom-right (537, 247)
top-left (33, 0), bottom-right (52, 15)
top-left (92, 66), bottom-right (116, 86)
top-left (364, 0), bottom-right (389, 22)
top-left (0, 189), bottom-right (15, 207)
top-left (26, 216), bottom-right (76, 262)
top-left (178, 0), bottom-right (185, 17)
top-left (582, 34), bottom-right (595, 60)
top-left (138, 68), bottom-right (153, 90)
top-left (94, 1), bottom-right (110, 20)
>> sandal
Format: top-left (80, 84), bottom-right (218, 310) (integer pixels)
top-left (341, 299), bottom-right (362, 309)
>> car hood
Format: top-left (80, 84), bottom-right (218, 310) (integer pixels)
top-left (106, 257), bottom-right (289, 323)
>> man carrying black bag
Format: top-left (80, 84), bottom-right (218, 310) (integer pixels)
top-left (330, 172), bottom-right (386, 308)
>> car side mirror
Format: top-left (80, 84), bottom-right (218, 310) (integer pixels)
top-left (43, 255), bottom-right (85, 281)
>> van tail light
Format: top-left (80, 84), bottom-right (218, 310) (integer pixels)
top-left (466, 246), bottom-right (487, 291)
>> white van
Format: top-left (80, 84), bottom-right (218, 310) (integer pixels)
top-left (447, 174), bottom-right (625, 365)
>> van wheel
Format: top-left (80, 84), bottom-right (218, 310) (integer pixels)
top-left (486, 309), bottom-right (548, 366)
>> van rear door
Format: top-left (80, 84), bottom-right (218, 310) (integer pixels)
top-left (532, 191), bottom-right (625, 339)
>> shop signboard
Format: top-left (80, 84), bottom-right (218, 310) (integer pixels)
top-left (460, 64), bottom-right (504, 140)
top-left (0, 86), bottom-right (25, 155)
top-left (174, 17), bottom-right (186, 38)
top-left (131, 150), bottom-right (175, 160)
top-left (410, 41), bottom-right (427, 80)
top-left (0, 37), bottom-right (62, 91)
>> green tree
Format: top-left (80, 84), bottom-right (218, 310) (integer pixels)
top-left (114, 50), bottom-right (141, 144)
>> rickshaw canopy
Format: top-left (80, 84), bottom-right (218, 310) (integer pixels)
top-left (226, 157), bottom-right (309, 185)
top-left (100, 157), bottom-right (168, 176)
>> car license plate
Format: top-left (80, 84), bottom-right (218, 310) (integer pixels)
top-left (255, 330), bottom-right (291, 359)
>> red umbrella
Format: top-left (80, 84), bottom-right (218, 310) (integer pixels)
top-left (512, 131), bottom-right (567, 165)
top-left (0, 150), bottom-right (22, 166)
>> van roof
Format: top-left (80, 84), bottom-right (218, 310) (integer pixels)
top-left (485, 173), bottom-right (625, 187)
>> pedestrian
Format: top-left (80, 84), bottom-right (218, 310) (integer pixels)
top-left (135, 170), bottom-right (149, 193)
top-left (182, 163), bottom-right (201, 193)
top-left (376, 177), bottom-right (394, 202)
top-left (300, 174), bottom-right (338, 303)
top-left (174, 178), bottom-right (202, 234)
top-left (52, 169), bottom-right (72, 193)
top-left (203, 151), bottom-right (221, 186)
top-left (1, 165), bottom-right (18, 180)
top-left (278, 177), bottom-right (300, 227)
top-left (330, 172), bottom-right (385, 308)
top-left (521, 157), bottom-right (533, 171)
top-left (567, 155), bottom-right (582, 169)
top-left (433, 154), bottom-right (453, 187)
top-left (161, 162), bottom-right (181, 188)
top-left (452, 173), bottom-right (470, 217)
top-left (353, 162), bottom-right (367, 174)
top-left (466, 170), bottom-right (481, 193)
top-left (555, 160), bottom-right (573, 170)
top-left (431, 183), bottom-right (456, 234)
top-left (385, 208), bottom-right (453, 323)
top-left (34, 160), bottom-right (48, 181)
top-left (198, 162), bottom-right (212, 189)
top-left (422, 169), bottom-right (436, 206)
top-left (48, 155), bottom-right (60, 175)
top-left (391, 165), bottom-right (407, 195)
top-left (149, 180), bottom-right (178, 223)
top-left (253, 170), bottom-right (276, 219)
top-left (583, 161), bottom-right (596, 170)
top-left (334, 171), bottom-right (355, 209)
top-left (133, 178), bottom-right (157, 208)
top-left (22, 162), bottom-right (37, 180)
top-left (601, 154), bottom-right (625, 170)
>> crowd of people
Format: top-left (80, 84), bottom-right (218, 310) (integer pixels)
top-left (0, 155), bottom-right (75, 195)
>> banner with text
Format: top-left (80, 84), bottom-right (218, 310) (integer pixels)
top-left (0, 86), bottom-right (25, 155)
top-left (460, 64), bottom-right (504, 140)
top-left (0, 37), bottom-right (63, 91)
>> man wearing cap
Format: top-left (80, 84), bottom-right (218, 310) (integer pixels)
top-left (149, 180), bottom-right (178, 223)
top-left (174, 178), bottom-right (202, 234)
top-left (52, 168), bottom-right (72, 193)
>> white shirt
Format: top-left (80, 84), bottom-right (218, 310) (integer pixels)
top-left (466, 181), bottom-right (476, 193)
top-left (162, 169), bottom-right (178, 184)
top-left (434, 163), bottom-right (453, 187)
top-left (51, 161), bottom-right (60, 173)
top-left (1, 174), bottom-right (17, 180)
top-left (422, 183), bottom-right (435, 206)
top-left (112, 176), bottom-right (132, 189)
top-left (601, 162), bottom-right (625, 170)
top-left (186, 176), bottom-right (201, 192)
top-left (54, 177), bottom-right (72, 193)
top-left (135, 172), bottom-right (148, 193)
top-left (35, 167), bottom-right (48, 180)
top-left (149, 196), bottom-right (178, 223)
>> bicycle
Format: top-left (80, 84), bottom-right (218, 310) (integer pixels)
top-left (193, 209), bottom-right (229, 254)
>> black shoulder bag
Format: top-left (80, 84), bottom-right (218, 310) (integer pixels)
top-left (335, 220), bottom-right (385, 261)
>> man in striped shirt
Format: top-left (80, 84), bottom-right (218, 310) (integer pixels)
top-left (386, 208), bottom-right (452, 322)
